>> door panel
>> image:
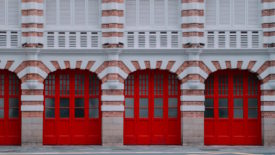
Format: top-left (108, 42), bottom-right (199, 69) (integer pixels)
top-left (43, 70), bottom-right (101, 145)
top-left (204, 70), bottom-right (261, 145)
top-left (124, 70), bottom-right (181, 145)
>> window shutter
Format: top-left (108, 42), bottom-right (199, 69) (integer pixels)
top-left (8, 0), bottom-right (18, 26)
top-left (75, 0), bottom-right (86, 25)
top-left (219, 0), bottom-right (230, 25)
top-left (168, 0), bottom-right (179, 26)
top-left (46, 0), bottom-right (56, 25)
top-left (0, 0), bottom-right (5, 25)
top-left (206, 0), bottom-right (216, 26)
top-left (247, 0), bottom-right (259, 26)
top-left (88, 0), bottom-right (99, 26)
top-left (234, 0), bottom-right (245, 25)
top-left (126, 0), bottom-right (136, 26)
top-left (59, 0), bottom-right (71, 25)
top-left (154, 0), bottom-right (165, 26)
top-left (139, 0), bottom-right (150, 26)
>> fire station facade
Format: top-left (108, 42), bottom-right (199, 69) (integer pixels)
top-left (0, 0), bottom-right (274, 146)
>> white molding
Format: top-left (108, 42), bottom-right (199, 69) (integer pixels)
top-left (42, 61), bottom-right (56, 72)
top-left (21, 81), bottom-right (44, 90)
top-left (262, 16), bottom-right (275, 24)
top-left (101, 105), bottom-right (124, 112)
top-left (178, 67), bottom-right (208, 80)
top-left (21, 37), bottom-right (43, 44)
top-left (182, 3), bottom-right (204, 10)
top-left (261, 95), bottom-right (275, 102)
top-left (261, 105), bottom-right (275, 112)
top-left (21, 16), bottom-right (44, 24)
top-left (180, 105), bottom-right (205, 112)
top-left (21, 105), bottom-right (44, 112)
top-left (262, 3), bottom-right (275, 10)
top-left (17, 66), bottom-right (48, 79)
top-left (102, 37), bottom-right (124, 44)
top-left (181, 16), bottom-right (204, 24)
top-left (21, 95), bottom-right (44, 102)
top-left (181, 82), bottom-right (205, 90)
top-left (98, 66), bottom-right (128, 79)
top-left (102, 81), bottom-right (124, 90)
top-left (101, 95), bottom-right (124, 102)
top-left (21, 2), bottom-right (43, 10)
top-left (22, 28), bottom-right (43, 33)
top-left (180, 95), bottom-right (205, 102)
top-left (182, 37), bottom-right (205, 44)
top-left (102, 3), bottom-right (124, 10)
top-left (101, 16), bottom-right (124, 24)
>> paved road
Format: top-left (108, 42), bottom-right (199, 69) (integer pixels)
top-left (0, 146), bottom-right (274, 155)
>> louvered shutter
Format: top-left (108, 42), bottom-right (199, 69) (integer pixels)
top-left (46, 0), bottom-right (57, 25)
top-left (0, 0), bottom-right (5, 25)
top-left (168, 0), bottom-right (179, 26)
top-left (234, 0), bottom-right (245, 25)
top-left (8, 0), bottom-right (18, 26)
top-left (247, 0), bottom-right (259, 26)
top-left (139, 0), bottom-right (150, 26)
top-left (59, 0), bottom-right (71, 25)
top-left (205, 0), bottom-right (216, 26)
top-left (154, 0), bottom-right (165, 26)
top-left (126, 0), bottom-right (136, 26)
top-left (219, 0), bottom-right (230, 25)
top-left (88, 0), bottom-right (99, 26)
top-left (75, 0), bottom-right (86, 25)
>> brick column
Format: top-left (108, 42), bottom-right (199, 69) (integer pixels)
top-left (101, 0), bottom-right (124, 48)
top-left (21, 0), bottom-right (44, 48)
top-left (99, 52), bottom-right (125, 145)
top-left (181, 0), bottom-right (205, 48)
top-left (262, 0), bottom-right (275, 48)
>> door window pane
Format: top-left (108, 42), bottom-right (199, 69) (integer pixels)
top-left (9, 98), bottom-right (18, 107)
top-left (168, 98), bottom-right (178, 118)
top-left (234, 98), bottom-right (243, 107)
top-left (0, 98), bottom-right (3, 108)
top-left (154, 98), bottom-right (163, 118)
top-left (46, 98), bottom-right (55, 107)
top-left (89, 98), bottom-right (99, 118)
top-left (9, 109), bottom-right (19, 118)
top-left (234, 98), bottom-right (243, 118)
top-left (248, 98), bottom-right (258, 108)
top-left (139, 98), bottom-right (148, 118)
top-left (205, 98), bottom-right (214, 107)
top-left (219, 98), bottom-right (228, 118)
top-left (218, 76), bottom-right (228, 95)
top-left (60, 98), bottom-right (69, 107)
top-left (60, 109), bottom-right (69, 118)
top-left (0, 109), bottom-right (3, 118)
top-left (205, 98), bottom-right (214, 118)
top-left (75, 109), bottom-right (84, 118)
top-left (75, 98), bottom-right (84, 118)
top-left (46, 108), bottom-right (55, 118)
top-left (125, 98), bottom-right (134, 118)
top-left (75, 98), bottom-right (84, 107)
top-left (205, 109), bottom-right (214, 118)
top-left (139, 74), bottom-right (148, 96)
top-left (234, 109), bottom-right (243, 118)
top-left (248, 109), bottom-right (258, 118)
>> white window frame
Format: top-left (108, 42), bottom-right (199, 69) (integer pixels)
top-left (0, 0), bottom-right (21, 30)
top-left (125, 0), bottom-right (181, 31)
top-left (205, 0), bottom-right (261, 31)
top-left (44, 0), bottom-right (101, 31)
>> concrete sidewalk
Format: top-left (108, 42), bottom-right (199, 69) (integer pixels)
top-left (0, 146), bottom-right (274, 155)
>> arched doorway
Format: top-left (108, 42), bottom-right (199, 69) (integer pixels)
top-left (43, 69), bottom-right (101, 145)
top-left (0, 70), bottom-right (21, 145)
top-left (204, 69), bottom-right (262, 145)
top-left (124, 70), bottom-right (181, 145)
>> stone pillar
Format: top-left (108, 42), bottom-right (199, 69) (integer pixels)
top-left (180, 52), bottom-right (205, 145)
top-left (181, 0), bottom-right (205, 48)
top-left (101, 0), bottom-right (124, 48)
top-left (100, 51), bottom-right (125, 146)
top-left (21, 0), bottom-right (44, 48)
top-left (262, 0), bottom-right (275, 48)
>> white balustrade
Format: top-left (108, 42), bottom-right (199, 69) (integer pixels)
top-left (0, 31), bottom-right (20, 48)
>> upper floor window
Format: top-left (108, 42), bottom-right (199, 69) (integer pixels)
top-left (125, 0), bottom-right (180, 29)
top-left (45, 0), bottom-right (100, 29)
top-left (205, 0), bottom-right (260, 29)
top-left (0, 0), bottom-right (20, 28)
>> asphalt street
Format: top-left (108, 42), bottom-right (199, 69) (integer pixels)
top-left (0, 146), bottom-right (274, 155)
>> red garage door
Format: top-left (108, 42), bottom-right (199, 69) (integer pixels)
top-left (204, 70), bottom-right (261, 145)
top-left (124, 70), bottom-right (181, 145)
top-left (0, 70), bottom-right (21, 145)
top-left (43, 69), bottom-right (101, 145)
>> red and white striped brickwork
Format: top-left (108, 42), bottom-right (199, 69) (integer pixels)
top-left (102, 0), bottom-right (124, 48)
top-left (21, 0), bottom-right (44, 48)
top-left (262, 0), bottom-right (275, 48)
top-left (181, 0), bottom-right (205, 48)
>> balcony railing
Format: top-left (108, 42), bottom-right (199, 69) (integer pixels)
top-left (0, 31), bottom-right (20, 48)
top-left (205, 30), bottom-right (262, 49)
top-left (44, 31), bottom-right (101, 49)
top-left (125, 31), bottom-right (181, 49)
